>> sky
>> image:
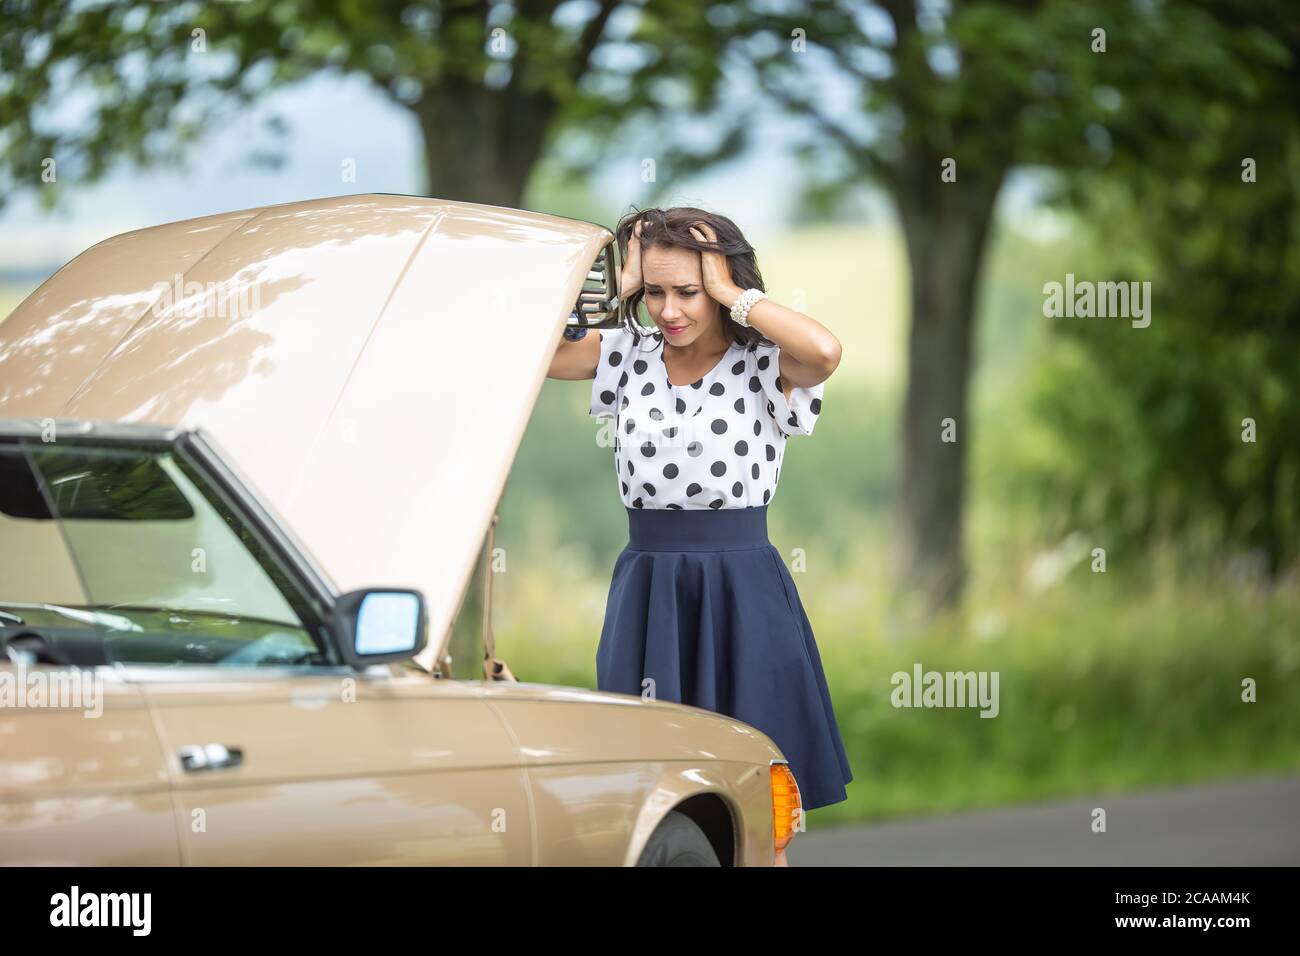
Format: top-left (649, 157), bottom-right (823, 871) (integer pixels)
top-left (0, 70), bottom-right (826, 278)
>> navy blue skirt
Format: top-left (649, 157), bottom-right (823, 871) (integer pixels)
top-left (595, 504), bottom-right (854, 811)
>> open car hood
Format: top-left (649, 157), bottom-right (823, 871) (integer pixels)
top-left (0, 194), bottom-right (616, 672)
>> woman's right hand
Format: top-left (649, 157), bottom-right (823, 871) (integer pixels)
top-left (619, 218), bottom-right (644, 301)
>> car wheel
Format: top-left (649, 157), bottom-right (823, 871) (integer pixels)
top-left (634, 810), bottom-right (721, 866)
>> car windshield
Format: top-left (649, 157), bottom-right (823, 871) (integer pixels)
top-left (0, 437), bottom-right (326, 667)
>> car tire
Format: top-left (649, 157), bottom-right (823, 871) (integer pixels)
top-left (634, 810), bottom-right (721, 866)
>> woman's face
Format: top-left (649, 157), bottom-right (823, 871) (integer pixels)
top-left (640, 242), bottom-right (722, 348)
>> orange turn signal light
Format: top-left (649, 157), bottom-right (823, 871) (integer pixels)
top-left (770, 762), bottom-right (802, 851)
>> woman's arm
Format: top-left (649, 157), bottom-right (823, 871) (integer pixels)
top-left (549, 218), bottom-right (646, 382)
top-left (689, 223), bottom-right (842, 398)
top-left (546, 328), bottom-right (602, 380)
top-left (725, 292), bottom-right (842, 396)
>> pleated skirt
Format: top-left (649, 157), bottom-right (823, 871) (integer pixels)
top-left (595, 504), bottom-right (854, 811)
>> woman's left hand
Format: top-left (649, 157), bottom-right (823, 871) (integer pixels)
top-left (689, 223), bottom-right (743, 310)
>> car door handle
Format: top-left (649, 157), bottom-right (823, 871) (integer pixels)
top-left (178, 744), bottom-right (244, 773)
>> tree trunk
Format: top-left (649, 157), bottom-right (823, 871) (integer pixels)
top-left (892, 159), bottom-right (1006, 613)
top-left (415, 79), bottom-right (557, 207)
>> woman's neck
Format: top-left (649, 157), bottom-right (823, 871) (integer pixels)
top-left (665, 324), bottom-right (731, 359)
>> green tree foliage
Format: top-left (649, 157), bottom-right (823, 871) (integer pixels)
top-left (718, 0), bottom-right (1296, 608)
top-left (1026, 15), bottom-right (1300, 575)
top-left (0, 0), bottom-right (745, 209)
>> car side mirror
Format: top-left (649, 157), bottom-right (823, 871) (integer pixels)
top-left (331, 588), bottom-right (428, 667)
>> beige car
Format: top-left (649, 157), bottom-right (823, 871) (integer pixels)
top-left (0, 194), bottom-right (802, 866)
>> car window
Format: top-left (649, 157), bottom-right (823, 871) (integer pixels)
top-left (0, 439), bottom-right (327, 668)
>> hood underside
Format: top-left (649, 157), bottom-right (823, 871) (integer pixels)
top-left (0, 194), bottom-right (614, 670)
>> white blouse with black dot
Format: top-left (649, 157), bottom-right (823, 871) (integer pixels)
top-left (589, 325), bottom-right (824, 510)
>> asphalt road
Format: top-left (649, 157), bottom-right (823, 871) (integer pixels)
top-left (788, 773), bottom-right (1300, 866)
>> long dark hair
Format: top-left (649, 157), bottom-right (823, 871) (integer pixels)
top-left (612, 206), bottom-right (776, 353)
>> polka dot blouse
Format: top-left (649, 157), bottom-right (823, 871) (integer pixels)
top-left (589, 325), bottom-right (824, 510)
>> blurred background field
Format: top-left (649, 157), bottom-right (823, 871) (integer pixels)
top-left (495, 540), bottom-right (1300, 825)
top-left (0, 288), bottom-right (25, 326)
top-left (485, 214), bottom-right (1300, 822)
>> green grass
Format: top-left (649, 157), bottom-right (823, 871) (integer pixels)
top-left (486, 519), bottom-right (1300, 825)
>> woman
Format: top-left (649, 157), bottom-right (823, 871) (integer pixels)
top-left (548, 207), bottom-right (853, 859)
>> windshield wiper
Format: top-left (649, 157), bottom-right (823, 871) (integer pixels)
top-left (101, 603), bottom-right (304, 630)
top-left (0, 602), bottom-right (142, 632)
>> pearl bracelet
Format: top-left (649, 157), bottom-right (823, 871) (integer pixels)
top-left (730, 288), bottom-right (767, 327)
